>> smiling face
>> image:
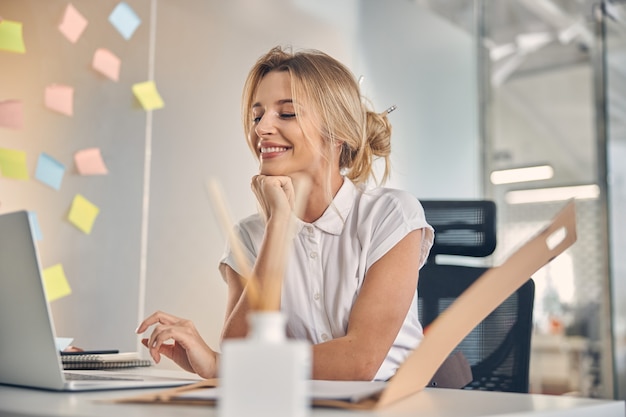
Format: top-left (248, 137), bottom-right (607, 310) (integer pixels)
top-left (248, 70), bottom-right (335, 179)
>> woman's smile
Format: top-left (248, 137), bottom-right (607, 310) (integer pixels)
top-left (259, 143), bottom-right (293, 159)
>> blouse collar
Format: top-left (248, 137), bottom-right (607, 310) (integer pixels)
top-left (308, 178), bottom-right (357, 236)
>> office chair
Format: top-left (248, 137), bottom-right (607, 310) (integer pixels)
top-left (418, 200), bottom-right (535, 393)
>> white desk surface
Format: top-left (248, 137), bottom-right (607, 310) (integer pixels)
top-left (0, 369), bottom-right (624, 417)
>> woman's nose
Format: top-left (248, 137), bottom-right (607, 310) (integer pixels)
top-left (255, 113), bottom-right (277, 136)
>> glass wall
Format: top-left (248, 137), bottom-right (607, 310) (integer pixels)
top-left (479, 0), bottom-right (615, 398)
top-left (604, 0), bottom-right (626, 400)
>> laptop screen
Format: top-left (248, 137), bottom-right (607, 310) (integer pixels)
top-left (0, 211), bottom-right (69, 390)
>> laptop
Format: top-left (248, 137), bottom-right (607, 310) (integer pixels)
top-left (0, 210), bottom-right (200, 391)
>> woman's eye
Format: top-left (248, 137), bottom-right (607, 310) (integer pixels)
top-left (252, 116), bottom-right (262, 124)
top-left (281, 113), bottom-right (296, 119)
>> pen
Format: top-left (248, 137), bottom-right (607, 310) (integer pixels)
top-left (60, 349), bottom-right (119, 355)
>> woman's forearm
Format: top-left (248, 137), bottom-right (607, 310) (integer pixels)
top-left (222, 216), bottom-right (292, 339)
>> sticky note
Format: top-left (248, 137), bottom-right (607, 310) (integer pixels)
top-left (132, 80), bottom-right (164, 110)
top-left (108, 2), bottom-right (141, 40)
top-left (0, 19), bottom-right (26, 53)
top-left (28, 211), bottom-right (43, 241)
top-left (35, 153), bottom-right (65, 190)
top-left (68, 194), bottom-right (99, 234)
top-left (74, 147), bottom-right (108, 175)
top-left (43, 264), bottom-right (72, 302)
top-left (58, 4), bottom-right (88, 44)
top-left (0, 147), bottom-right (29, 180)
top-left (45, 84), bottom-right (74, 116)
top-left (55, 337), bottom-right (74, 351)
top-left (92, 48), bottom-right (121, 81)
top-left (0, 99), bottom-right (23, 129)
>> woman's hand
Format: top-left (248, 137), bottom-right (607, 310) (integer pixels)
top-left (251, 175), bottom-right (295, 222)
top-left (136, 311), bottom-right (218, 379)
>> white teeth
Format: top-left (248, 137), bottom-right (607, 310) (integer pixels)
top-left (260, 147), bottom-right (289, 153)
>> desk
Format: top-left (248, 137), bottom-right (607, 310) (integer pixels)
top-left (0, 370), bottom-right (624, 417)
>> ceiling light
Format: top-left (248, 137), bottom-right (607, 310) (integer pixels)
top-left (490, 165), bottom-right (554, 185)
top-left (515, 31), bottom-right (554, 53)
top-left (505, 184), bottom-right (600, 204)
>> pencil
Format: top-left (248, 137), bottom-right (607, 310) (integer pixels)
top-left (205, 178), bottom-right (262, 310)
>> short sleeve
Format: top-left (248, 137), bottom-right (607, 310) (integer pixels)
top-left (361, 189), bottom-right (434, 270)
top-left (218, 214), bottom-right (264, 281)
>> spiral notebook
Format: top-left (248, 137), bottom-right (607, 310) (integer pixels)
top-left (60, 352), bottom-right (152, 370)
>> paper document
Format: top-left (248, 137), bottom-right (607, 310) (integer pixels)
top-left (174, 380), bottom-right (387, 403)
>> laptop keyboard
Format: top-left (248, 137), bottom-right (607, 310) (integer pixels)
top-left (64, 372), bottom-right (143, 381)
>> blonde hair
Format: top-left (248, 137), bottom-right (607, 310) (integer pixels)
top-left (242, 46), bottom-right (392, 185)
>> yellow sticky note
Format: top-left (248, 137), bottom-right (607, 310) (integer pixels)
top-left (0, 147), bottom-right (29, 180)
top-left (68, 194), bottom-right (100, 234)
top-left (0, 19), bottom-right (26, 54)
top-left (43, 264), bottom-right (72, 302)
top-left (132, 80), bottom-right (164, 110)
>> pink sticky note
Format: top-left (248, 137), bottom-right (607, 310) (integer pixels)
top-left (58, 4), bottom-right (88, 44)
top-left (92, 48), bottom-right (121, 81)
top-left (74, 148), bottom-right (108, 175)
top-left (0, 99), bottom-right (24, 129)
top-left (45, 84), bottom-right (74, 116)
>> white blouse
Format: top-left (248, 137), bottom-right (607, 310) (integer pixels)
top-left (220, 178), bottom-right (434, 380)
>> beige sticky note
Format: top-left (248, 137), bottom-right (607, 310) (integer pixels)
top-left (132, 80), bottom-right (164, 110)
top-left (74, 147), bottom-right (109, 175)
top-left (43, 264), bottom-right (72, 302)
top-left (68, 194), bottom-right (100, 234)
top-left (92, 48), bottom-right (121, 81)
top-left (45, 84), bottom-right (74, 116)
top-left (0, 147), bottom-right (29, 180)
top-left (58, 3), bottom-right (88, 44)
top-left (0, 99), bottom-right (24, 129)
top-left (0, 19), bottom-right (26, 53)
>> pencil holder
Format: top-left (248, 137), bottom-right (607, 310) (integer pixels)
top-left (219, 311), bottom-right (311, 417)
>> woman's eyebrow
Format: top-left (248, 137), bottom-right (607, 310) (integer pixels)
top-left (251, 99), bottom-right (294, 108)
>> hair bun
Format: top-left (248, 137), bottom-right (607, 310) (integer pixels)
top-left (365, 110), bottom-right (392, 158)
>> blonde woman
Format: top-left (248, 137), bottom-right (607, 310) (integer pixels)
top-left (137, 46), bottom-right (434, 381)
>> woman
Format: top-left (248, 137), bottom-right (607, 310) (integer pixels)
top-left (136, 46), bottom-right (434, 382)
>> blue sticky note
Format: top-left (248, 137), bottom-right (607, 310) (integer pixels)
top-left (28, 211), bottom-right (43, 241)
top-left (35, 153), bottom-right (65, 190)
top-left (108, 2), bottom-right (141, 40)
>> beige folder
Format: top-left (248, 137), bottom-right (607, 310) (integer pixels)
top-left (116, 200), bottom-right (577, 410)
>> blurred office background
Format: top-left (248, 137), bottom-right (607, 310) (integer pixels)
top-left (1, 0), bottom-right (625, 400)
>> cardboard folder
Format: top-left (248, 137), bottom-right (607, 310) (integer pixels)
top-left (115, 200), bottom-right (577, 410)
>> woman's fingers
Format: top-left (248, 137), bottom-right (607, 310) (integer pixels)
top-left (141, 316), bottom-right (199, 363)
top-left (135, 310), bottom-right (180, 334)
top-left (137, 311), bottom-right (185, 363)
top-left (140, 338), bottom-right (160, 363)
top-left (137, 312), bottom-right (217, 377)
top-left (251, 175), bottom-right (295, 218)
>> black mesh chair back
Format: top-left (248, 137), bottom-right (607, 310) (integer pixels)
top-left (418, 200), bottom-right (535, 393)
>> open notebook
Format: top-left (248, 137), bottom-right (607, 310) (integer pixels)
top-left (0, 211), bottom-right (200, 392)
top-left (115, 200), bottom-right (577, 409)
